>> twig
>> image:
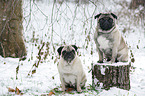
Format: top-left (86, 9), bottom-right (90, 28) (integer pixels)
top-left (16, 63), bottom-right (20, 80)
top-left (27, 42), bottom-right (45, 76)
top-left (88, 0), bottom-right (97, 7)
top-left (0, 43), bottom-right (5, 58)
top-left (33, 1), bottom-right (48, 18)
top-left (25, 0), bottom-right (32, 31)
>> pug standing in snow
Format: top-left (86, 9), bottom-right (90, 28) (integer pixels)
top-left (94, 13), bottom-right (128, 63)
top-left (57, 45), bottom-right (87, 92)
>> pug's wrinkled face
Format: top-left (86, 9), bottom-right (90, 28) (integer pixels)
top-left (95, 13), bottom-right (117, 31)
top-left (99, 16), bottom-right (114, 30)
top-left (57, 45), bottom-right (78, 63)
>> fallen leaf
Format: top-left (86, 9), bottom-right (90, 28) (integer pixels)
top-left (15, 87), bottom-right (24, 95)
top-left (15, 87), bottom-right (21, 95)
top-left (8, 87), bottom-right (24, 95)
top-left (66, 88), bottom-right (74, 92)
top-left (48, 91), bottom-right (55, 96)
top-left (8, 87), bottom-right (15, 92)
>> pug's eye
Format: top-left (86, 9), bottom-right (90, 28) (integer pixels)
top-left (72, 50), bottom-right (75, 54)
top-left (62, 50), bottom-right (66, 55)
top-left (108, 18), bottom-right (113, 22)
top-left (99, 18), bottom-right (104, 22)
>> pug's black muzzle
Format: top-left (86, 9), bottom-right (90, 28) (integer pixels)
top-left (62, 51), bottom-right (75, 62)
top-left (99, 17), bottom-right (113, 31)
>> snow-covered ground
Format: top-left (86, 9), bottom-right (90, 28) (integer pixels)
top-left (0, 0), bottom-right (145, 95)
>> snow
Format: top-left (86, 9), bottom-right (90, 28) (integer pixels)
top-left (0, 0), bottom-right (145, 95)
top-left (95, 62), bottom-right (130, 66)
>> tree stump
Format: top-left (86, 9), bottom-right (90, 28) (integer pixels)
top-left (92, 63), bottom-right (130, 90)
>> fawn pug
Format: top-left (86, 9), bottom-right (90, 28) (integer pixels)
top-left (57, 45), bottom-right (87, 92)
top-left (94, 13), bottom-right (128, 63)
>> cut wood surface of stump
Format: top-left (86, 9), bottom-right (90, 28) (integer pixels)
top-left (92, 62), bottom-right (130, 90)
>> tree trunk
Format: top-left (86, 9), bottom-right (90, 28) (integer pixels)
top-left (92, 63), bottom-right (130, 90)
top-left (129, 0), bottom-right (145, 9)
top-left (0, 0), bottom-right (26, 60)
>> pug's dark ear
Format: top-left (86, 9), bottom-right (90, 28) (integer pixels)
top-left (94, 13), bottom-right (102, 19)
top-left (71, 45), bottom-right (78, 51)
top-left (111, 13), bottom-right (117, 19)
top-left (57, 46), bottom-right (64, 55)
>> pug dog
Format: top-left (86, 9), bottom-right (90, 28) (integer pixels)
top-left (94, 13), bottom-right (128, 63)
top-left (57, 45), bottom-right (87, 92)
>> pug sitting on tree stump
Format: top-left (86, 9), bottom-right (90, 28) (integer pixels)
top-left (92, 13), bottom-right (130, 90)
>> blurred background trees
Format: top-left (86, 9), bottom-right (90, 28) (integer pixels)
top-left (0, 0), bottom-right (144, 60)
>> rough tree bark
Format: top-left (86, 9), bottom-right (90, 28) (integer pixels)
top-left (92, 63), bottom-right (130, 90)
top-left (0, 0), bottom-right (26, 60)
top-left (129, 0), bottom-right (145, 9)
